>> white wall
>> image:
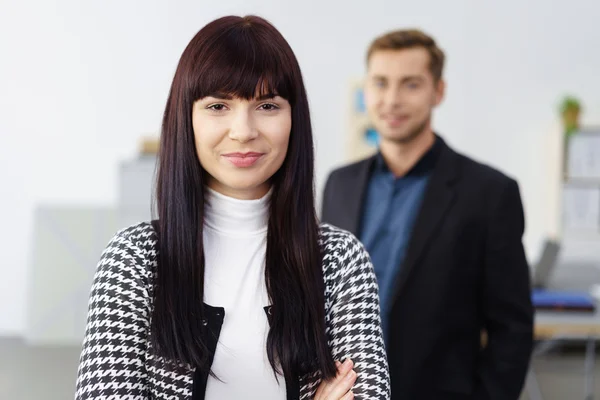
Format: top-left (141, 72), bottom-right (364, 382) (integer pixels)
top-left (1, 0), bottom-right (599, 335)
top-left (462, 0), bottom-right (600, 263)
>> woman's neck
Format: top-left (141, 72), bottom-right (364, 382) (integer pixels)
top-left (207, 179), bottom-right (271, 200)
top-left (204, 187), bottom-right (270, 235)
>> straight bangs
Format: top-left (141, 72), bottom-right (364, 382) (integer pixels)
top-left (188, 28), bottom-right (295, 103)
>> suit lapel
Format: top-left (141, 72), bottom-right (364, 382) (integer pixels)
top-left (391, 142), bottom-right (460, 302)
top-left (344, 156), bottom-right (376, 236)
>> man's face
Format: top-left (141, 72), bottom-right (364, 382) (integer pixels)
top-left (364, 48), bottom-right (445, 144)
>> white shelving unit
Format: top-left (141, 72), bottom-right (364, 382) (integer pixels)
top-left (562, 129), bottom-right (600, 241)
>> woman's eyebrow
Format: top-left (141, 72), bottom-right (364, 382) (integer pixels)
top-left (204, 92), bottom-right (280, 101)
top-left (207, 92), bottom-right (234, 100)
top-left (255, 92), bottom-right (279, 101)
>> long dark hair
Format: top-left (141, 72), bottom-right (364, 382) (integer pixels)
top-left (153, 15), bottom-right (336, 382)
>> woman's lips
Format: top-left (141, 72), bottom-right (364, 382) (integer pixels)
top-left (222, 152), bottom-right (264, 167)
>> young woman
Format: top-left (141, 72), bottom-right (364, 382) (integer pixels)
top-left (75, 15), bottom-right (390, 400)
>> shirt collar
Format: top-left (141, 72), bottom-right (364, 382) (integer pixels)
top-left (374, 134), bottom-right (442, 177)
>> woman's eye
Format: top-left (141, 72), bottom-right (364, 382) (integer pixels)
top-left (259, 103), bottom-right (279, 111)
top-left (208, 104), bottom-right (226, 111)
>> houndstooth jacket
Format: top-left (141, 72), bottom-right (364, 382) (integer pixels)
top-left (74, 222), bottom-right (390, 399)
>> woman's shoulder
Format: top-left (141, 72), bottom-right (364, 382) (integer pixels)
top-left (318, 223), bottom-right (373, 285)
top-left (97, 221), bottom-right (158, 282)
top-left (318, 223), bottom-right (367, 260)
top-left (110, 221), bottom-right (158, 251)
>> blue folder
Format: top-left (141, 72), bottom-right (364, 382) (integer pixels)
top-left (532, 289), bottom-right (596, 312)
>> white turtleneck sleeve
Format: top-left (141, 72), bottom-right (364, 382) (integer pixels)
top-left (202, 188), bottom-right (286, 400)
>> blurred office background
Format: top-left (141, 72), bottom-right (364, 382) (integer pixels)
top-left (1, 0), bottom-right (600, 398)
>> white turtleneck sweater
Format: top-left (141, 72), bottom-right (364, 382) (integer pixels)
top-left (203, 188), bottom-right (286, 400)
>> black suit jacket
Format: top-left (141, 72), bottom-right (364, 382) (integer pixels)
top-left (321, 137), bottom-right (534, 400)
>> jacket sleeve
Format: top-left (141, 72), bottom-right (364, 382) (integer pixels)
top-left (75, 233), bottom-right (152, 399)
top-left (323, 232), bottom-right (391, 399)
top-left (320, 172), bottom-right (334, 222)
top-left (475, 179), bottom-right (534, 400)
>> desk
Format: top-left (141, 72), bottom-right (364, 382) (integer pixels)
top-left (526, 310), bottom-right (600, 400)
top-left (535, 310), bottom-right (600, 339)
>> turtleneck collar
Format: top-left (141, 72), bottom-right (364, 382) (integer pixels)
top-left (204, 187), bottom-right (270, 235)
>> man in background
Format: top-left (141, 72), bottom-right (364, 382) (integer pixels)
top-left (321, 29), bottom-right (533, 399)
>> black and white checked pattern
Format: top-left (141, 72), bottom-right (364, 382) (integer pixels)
top-left (75, 222), bottom-right (390, 399)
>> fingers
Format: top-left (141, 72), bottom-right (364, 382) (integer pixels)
top-left (325, 361), bottom-right (357, 400)
top-left (315, 358), bottom-right (356, 400)
top-left (337, 359), bottom-right (354, 376)
top-left (340, 390), bottom-right (355, 400)
top-left (315, 369), bottom-right (327, 399)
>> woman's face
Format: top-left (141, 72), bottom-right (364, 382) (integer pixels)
top-left (192, 94), bottom-right (292, 200)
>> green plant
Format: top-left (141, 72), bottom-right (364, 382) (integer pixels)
top-left (559, 95), bottom-right (582, 138)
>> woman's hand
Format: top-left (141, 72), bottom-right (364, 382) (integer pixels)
top-left (314, 359), bottom-right (357, 399)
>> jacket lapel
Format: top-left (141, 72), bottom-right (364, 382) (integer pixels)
top-left (391, 142), bottom-right (460, 303)
top-left (343, 156), bottom-right (376, 236)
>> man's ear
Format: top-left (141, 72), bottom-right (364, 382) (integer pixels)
top-left (433, 79), bottom-right (445, 106)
